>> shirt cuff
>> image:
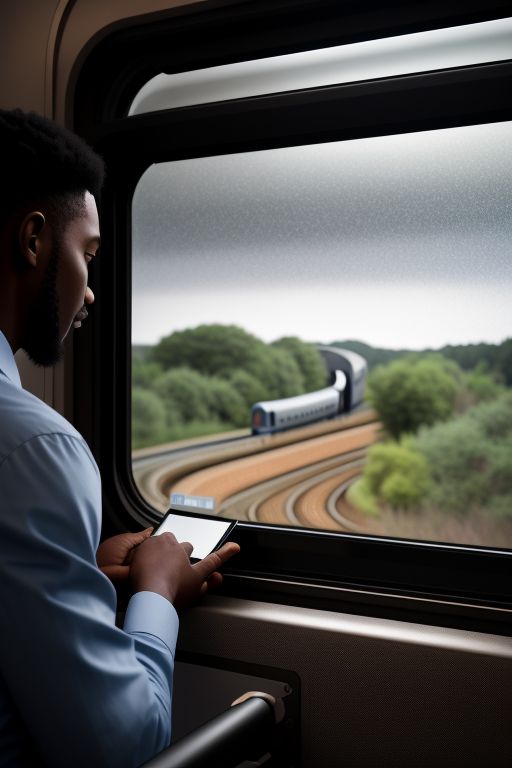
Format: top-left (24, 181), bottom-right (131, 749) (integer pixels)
top-left (123, 591), bottom-right (179, 654)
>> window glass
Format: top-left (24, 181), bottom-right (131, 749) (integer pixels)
top-left (132, 120), bottom-right (512, 550)
top-left (129, 17), bottom-right (512, 114)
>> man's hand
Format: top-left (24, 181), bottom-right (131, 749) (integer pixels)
top-left (129, 532), bottom-right (240, 611)
top-left (96, 528), bottom-right (153, 585)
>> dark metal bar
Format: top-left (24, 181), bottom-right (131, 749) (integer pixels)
top-left (140, 694), bottom-right (275, 768)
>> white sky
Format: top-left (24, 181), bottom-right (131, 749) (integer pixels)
top-left (132, 282), bottom-right (510, 350)
top-left (132, 121), bottom-right (512, 350)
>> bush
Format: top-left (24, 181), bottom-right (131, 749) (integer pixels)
top-left (364, 442), bottom-right (431, 509)
top-left (380, 473), bottom-right (425, 509)
top-left (468, 390), bottom-right (512, 439)
top-left (414, 417), bottom-right (488, 513)
top-left (464, 364), bottom-right (504, 404)
top-left (413, 392), bottom-right (512, 515)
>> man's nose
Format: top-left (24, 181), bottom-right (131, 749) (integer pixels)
top-left (85, 286), bottom-right (95, 305)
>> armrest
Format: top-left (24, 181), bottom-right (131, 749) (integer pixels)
top-left (139, 692), bottom-right (277, 768)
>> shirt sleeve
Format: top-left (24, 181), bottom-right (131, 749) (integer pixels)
top-left (0, 432), bottom-right (178, 768)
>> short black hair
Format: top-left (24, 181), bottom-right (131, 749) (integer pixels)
top-left (0, 108), bottom-right (105, 229)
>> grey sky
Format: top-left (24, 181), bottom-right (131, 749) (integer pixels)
top-left (132, 121), bottom-right (512, 349)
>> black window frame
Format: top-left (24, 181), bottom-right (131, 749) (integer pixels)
top-left (72, 0), bottom-right (512, 634)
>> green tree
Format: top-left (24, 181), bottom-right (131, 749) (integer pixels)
top-left (150, 325), bottom-right (271, 379)
top-left (229, 369), bottom-right (269, 408)
top-left (265, 346), bottom-right (304, 399)
top-left (271, 337), bottom-right (327, 391)
top-left (132, 357), bottom-right (163, 389)
top-left (132, 388), bottom-right (167, 447)
top-left (464, 364), bottom-right (504, 404)
top-left (497, 339), bottom-right (512, 386)
top-left (207, 377), bottom-right (248, 427)
top-left (154, 367), bottom-right (211, 423)
top-left (367, 356), bottom-right (458, 439)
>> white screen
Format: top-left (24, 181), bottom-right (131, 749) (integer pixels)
top-left (153, 513), bottom-right (232, 559)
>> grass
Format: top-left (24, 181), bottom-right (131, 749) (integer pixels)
top-left (346, 478), bottom-right (379, 517)
top-left (132, 420), bottom-right (235, 450)
top-left (346, 494), bottom-right (512, 549)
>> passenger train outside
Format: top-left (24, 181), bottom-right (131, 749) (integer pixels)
top-left (251, 345), bottom-right (368, 434)
top-left (252, 368), bottom-right (347, 434)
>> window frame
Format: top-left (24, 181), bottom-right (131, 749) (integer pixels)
top-left (72, 0), bottom-right (512, 634)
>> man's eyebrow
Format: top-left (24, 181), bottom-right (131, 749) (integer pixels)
top-left (87, 236), bottom-right (101, 250)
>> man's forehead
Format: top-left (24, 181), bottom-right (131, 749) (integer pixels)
top-left (75, 191), bottom-right (100, 243)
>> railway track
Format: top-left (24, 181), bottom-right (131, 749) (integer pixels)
top-left (133, 409), bottom-right (378, 512)
top-left (166, 421), bottom-right (379, 506)
top-left (220, 449), bottom-right (366, 524)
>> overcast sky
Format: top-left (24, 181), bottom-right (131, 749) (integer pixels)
top-left (132, 120), bottom-right (512, 350)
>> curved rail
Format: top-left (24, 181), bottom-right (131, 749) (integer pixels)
top-left (133, 409), bottom-right (378, 511)
top-left (166, 422), bottom-right (380, 510)
top-left (287, 462), bottom-right (364, 530)
top-left (220, 449), bottom-right (367, 523)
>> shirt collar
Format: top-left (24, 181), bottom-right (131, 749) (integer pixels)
top-left (0, 331), bottom-right (22, 388)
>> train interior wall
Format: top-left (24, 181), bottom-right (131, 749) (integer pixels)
top-left (1, 2), bottom-right (511, 766)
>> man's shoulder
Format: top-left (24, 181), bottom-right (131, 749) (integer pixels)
top-left (0, 374), bottom-right (83, 461)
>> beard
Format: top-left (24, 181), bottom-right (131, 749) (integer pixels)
top-left (22, 242), bottom-right (64, 367)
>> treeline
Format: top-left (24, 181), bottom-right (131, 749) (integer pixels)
top-left (353, 354), bottom-right (512, 526)
top-left (132, 325), bottom-right (327, 448)
top-left (332, 337), bottom-right (512, 385)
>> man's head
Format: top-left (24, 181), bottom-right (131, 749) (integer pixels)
top-left (0, 109), bottom-right (105, 366)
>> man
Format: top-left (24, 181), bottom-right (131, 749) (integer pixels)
top-left (0, 109), bottom-right (239, 767)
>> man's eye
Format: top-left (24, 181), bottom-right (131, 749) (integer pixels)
top-left (85, 251), bottom-right (95, 263)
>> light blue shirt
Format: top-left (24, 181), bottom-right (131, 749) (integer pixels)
top-left (0, 331), bottom-right (178, 768)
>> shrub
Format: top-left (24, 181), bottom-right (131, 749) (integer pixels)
top-left (364, 442), bottom-right (431, 509)
top-left (413, 394), bottom-right (512, 515)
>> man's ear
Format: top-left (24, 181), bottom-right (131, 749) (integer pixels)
top-left (18, 211), bottom-right (46, 268)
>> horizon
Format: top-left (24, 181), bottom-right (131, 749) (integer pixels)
top-left (131, 329), bottom-right (510, 353)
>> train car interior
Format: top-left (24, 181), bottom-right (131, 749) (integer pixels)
top-left (1, 1), bottom-right (512, 766)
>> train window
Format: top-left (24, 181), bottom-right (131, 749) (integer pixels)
top-left (131, 119), bottom-right (512, 551)
top-left (74, 0), bottom-right (512, 623)
top-left (129, 17), bottom-right (512, 114)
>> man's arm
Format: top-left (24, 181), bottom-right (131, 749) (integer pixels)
top-left (0, 432), bottom-right (178, 767)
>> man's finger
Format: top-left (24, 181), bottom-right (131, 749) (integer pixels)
top-left (199, 571), bottom-right (223, 595)
top-left (126, 529), bottom-right (153, 547)
top-left (193, 542), bottom-right (240, 580)
top-left (180, 541), bottom-right (194, 557)
top-left (100, 564), bottom-right (130, 582)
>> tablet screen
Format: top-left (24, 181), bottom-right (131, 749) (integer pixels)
top-left (153, 513), bottom-right (234, 560)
